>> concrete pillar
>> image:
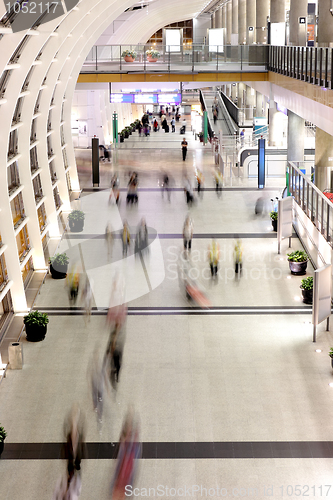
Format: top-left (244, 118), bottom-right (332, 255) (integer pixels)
top-left (269, 101), bottom-right (284, 147)
top-left (289, 0), bottom-right (308, 46)
top-left (245, 85), bottom-right (255, 120)
top-left (318, 0), bottom-right (333, 47)
top-left (315, 128), bottom-right (333, 191)
top-left (238, 0), bottom-right (247, 44)
top-left (222, 4), bottom-right (227, 30)
top-left (216, 7), bottom-right (223, 28)
top-left (232, 0), bottom-right (238, 36)
top-left (256, 0), bottom-right (269, 43)
top-left (287, 111), bottom-right (305, 164)
top-left (246, 0), bottom-right (256, 44)
top-left (270, 0), bottom-right (285, 23)
top-left (211, 13), bottom-right (215, 28)
top-left (255, 91), bottom-right (264, 117)
top-left (227, 1), bottom-right (232, 44)
top-left (231, 83), bottom-right (237, 101)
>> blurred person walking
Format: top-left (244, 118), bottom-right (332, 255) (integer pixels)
top-left (66, 265), bottom-right (80, 308)
top-left (111, 410), bottom-right (141, 499)
top-left (183, 215), bottom-right (193, 253)
top-left (171, 117), bottom-right (176, 133)
top-left (135, 217), bottom-right (148, 256)
top-left (82, 275), bottom-right (93, 324)
top-left (184, 176), bottom-right (194, 206)
top-left (105, 222), bottom-right (114, 259)
top-left (195, 169), bottom-right (204, 198)
top-left (90, 349), bottom-right (105, 428)
top-left (64, 405), bottom-right (86, 484)
top-left (122, 221), bottom-right (131, 256)
top-left (162, 172), bottom-right (171, 202)
top-left (208, 239), bottom-right (220, 279)
top-left (213, 166), bottom-right (223, 197)
top-left (234, 238), bottom-right (243, 277)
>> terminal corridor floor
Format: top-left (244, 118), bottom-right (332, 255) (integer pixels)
top-left (1, 127), bottom-right (333, 499)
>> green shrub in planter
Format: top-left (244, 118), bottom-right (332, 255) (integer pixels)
top-left (49, 253), bottom-right (69, 279)
top-left (68, 210), bottom-right (85, 233)
top-left (287, 250), bottom-right (308, 262)
top-left (0, 425), bottom-right (6, 456)
top-left (270, 211), bottom-right (278, 221)
top-left (300, 276), bottom-right (313, 304)
top-left (287, 250), bottom-right (308, 275)
top-left (24, 310), bottom-right (49, 342)
top-left (0, 425), bottom-right (7, 442)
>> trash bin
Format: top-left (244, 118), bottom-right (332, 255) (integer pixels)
top-left (8, 342), bottom-right (23, 369)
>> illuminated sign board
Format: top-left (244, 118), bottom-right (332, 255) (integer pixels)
top-left (158, 94), bottom-right (182, 105)
top-left (134, 94), bottom-right (158, 104)
top-left (110, 94), bottom-right (134, 103)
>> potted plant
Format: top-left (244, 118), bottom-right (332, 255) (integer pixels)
top-left (119, 131), bottom-right (125, 143)
top-left (270, 211), bottom-right (278, 232)
top-left (68, 210), bottom-right (85, 233)
top-left (198, 132), bottom-right (204, 143)
top-left (122, 50), bottom-right (137, 62)
top-left (124, 128), bottom-right (129, 139)
top-left (287, 250), bottom-right (308, 275)
top-left (49, 252), bottom-right (69, 279)
top-left (146, 49), bottom-right (160, 62)
top-left (0, 425), bottom-right (6, 456)
top-left (300, 276), bottom-right (313, 304)
top-left (24, 310), bottom-right (49, 342)
top-left (329, 348), bottom-right (333, 369)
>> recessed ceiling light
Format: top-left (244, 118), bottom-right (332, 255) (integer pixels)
top-left (329, 383), bottom-right (333, 387)
top-left (315, 349), bottom-right (322, 353)
top-left (294, 296), bottom-right (301, 301)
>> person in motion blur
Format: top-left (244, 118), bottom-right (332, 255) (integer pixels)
top-left (122, 221), bottom-right (131, 256)
top-left (110, 409), bottom-right (142, 500)
top-left (66, 264), bottom-right (80, 308)
top-left (135, 217), bottom-right (148, 256)
top-left (110, 173), bottom-right (120, 205)
top-left (63, 404), bottom-right (86, 495)
top-left (234, 238), bottom-right (243, 277)
top-left (184, 176), bottom-right (194, 206)
top-left (162, 172), bottom-right (171, 202)
top-left (208, 239), bottom-right (220, 280)
top-left (105, 222), bottom-right (114, 259)
top-left (82, 275), bottom-right (93, 324)
top-left (183, 215), bottom-right (193, 253)
top-left (195, 169), bottom-right (204, 198)
top-left (105, 322), bottom-right (124, 389)
top-left (90, 349), bottom-right (105, 429)
top-left (213, 166), bottom-right (223, 197)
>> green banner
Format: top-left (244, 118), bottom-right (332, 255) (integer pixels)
top-left (113, 112), bottom-right (118, 144)
top-left (203, 111), bottom-right (208, 145)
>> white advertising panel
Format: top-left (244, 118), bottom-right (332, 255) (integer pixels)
top-left (270, 22), bottom-right (286, 46)
top-left (208, 28), bottom-right (224, 53)
top-left (165, 29), bottom-right (181, 52)
top-left (313, 265), bottom-right (332, 327)
top-left (278, 197), bottom-right (293, 241)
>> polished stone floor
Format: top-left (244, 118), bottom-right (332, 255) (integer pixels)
top-left (0, 124), bottom-right (333, 500)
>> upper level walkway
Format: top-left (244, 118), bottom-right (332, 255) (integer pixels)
top-left (80, 44), bottom-right (268, 77)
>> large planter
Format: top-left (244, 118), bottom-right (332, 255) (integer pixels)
top-left (0, 441), bottom-right (4, 457)
top-left (120, 136), bottom-right (124, 143)
top-left (271, 219), bottom-right (277, 232)
top-left (301, 287), bottom-right (313, 304)
top-left (147, 57), bottom-right (158, 62)
top-left (25, 324), bottom-right (47, 342)
top-left (124, 131), bottom-right (129, 139)
top-left (69, 219), bottom-right (84, 233)
top-left (330, 357), bottom-right (333, 369)
top-left (124, 56), bottom-right (135, 62)
top-left (289, 260), bottom-right (308, 275)
top-left (50, 263), bottom-right (68, 280)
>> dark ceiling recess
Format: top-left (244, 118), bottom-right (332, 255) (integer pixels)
top-left (125, 5), bottom-right (149, 11)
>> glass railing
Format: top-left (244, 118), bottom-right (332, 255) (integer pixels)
top-left (82, 44), bottom-right (269, 74)
top-left (288, 161), bottom-right (333, 246)
top-left (269, 45), bottom-right (333, 90)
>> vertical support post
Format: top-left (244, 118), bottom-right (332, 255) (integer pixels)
top-left (119, 45), bottom-right (122, 71)
top-left (92, 137), bottom-right (99, 187)
top-left (203, 111), bottom-right (208, 145)
top-left (313, 324), bottom-right (316, 343)
top-left (112, 112), bottom-right (118, 148)
top-left (327, 317), bottom-right (330, 331)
